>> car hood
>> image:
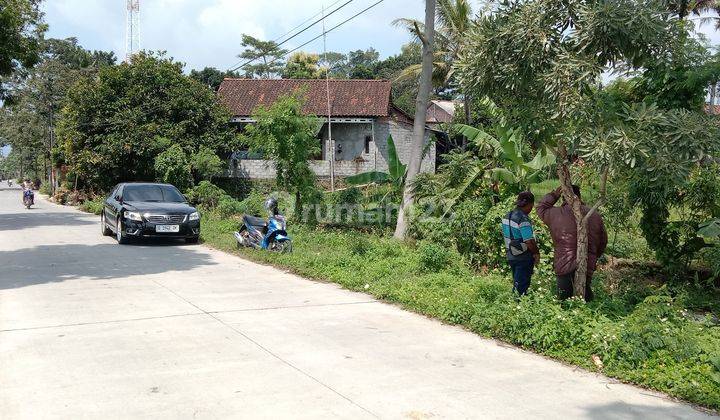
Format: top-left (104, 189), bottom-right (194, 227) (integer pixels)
top-left (124, 201), bottom-right (197, 214)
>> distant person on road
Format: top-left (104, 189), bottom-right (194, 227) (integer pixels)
top-left (502, 191), bottom-right (540, 296)
top-left (536, 185), bottom-right (608, 301)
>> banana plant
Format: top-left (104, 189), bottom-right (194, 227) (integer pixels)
top-left (439, 118), bottom-right (555, 213)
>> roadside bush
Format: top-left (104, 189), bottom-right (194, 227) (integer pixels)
top-left (238, 190), bottom-right (268, 216)
top-left (154, 144), bottom-right (194, 191)
top-left (190, 146), bottom-right (225, 182)
top-left (52, 187), bottom-right (71, 205)
top-left (418, 242), bottom-right (451, 272)
top-left (39, 183), bottom-right (51, 196)
top-left (79, 198), bottom-right (104, 215)
top-left (216, 196), bottom-right (244, 218)
top-left (186, 181), bottom-right (225, 209)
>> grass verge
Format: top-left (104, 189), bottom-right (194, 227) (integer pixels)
top-left (200, 213), bottom-right (720, 410)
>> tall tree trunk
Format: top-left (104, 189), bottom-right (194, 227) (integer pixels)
top-left (394, 0), bottom-right (437, 240)
top-left (556, 142), bottom-right (608, 299)
top-left (710, 83), bottom-right (717, 113)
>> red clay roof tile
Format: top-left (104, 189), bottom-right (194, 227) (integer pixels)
top-left (217, 78), bottom-right (392, 117)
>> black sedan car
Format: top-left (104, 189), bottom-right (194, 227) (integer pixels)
top-left (101, 183), bottom-right (200, 244)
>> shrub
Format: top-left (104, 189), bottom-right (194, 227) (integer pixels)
top-left (418, 242), bottom-right (451, 272)
top-left (185, 181), bottom-right (226, 209)
top-left (52, 187), bottom-right (71, 205)
top-left (79, 198), bottom-right (104, 215)
top-left (191, 146), bottom-right (225, 182)
top-left (238, 190), bottom-right (268, 216)
top-left (39, 183), bottom-right (51, 196)
top-left (154, 144), bottom-right (193, 191)
top-left (215, 196), bottom-right (243, 218)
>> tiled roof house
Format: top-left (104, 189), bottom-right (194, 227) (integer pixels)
top-left (217, 78), bottom-right (435, 180)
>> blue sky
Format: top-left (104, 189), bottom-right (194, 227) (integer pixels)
top-left (40, 0), bottom-right (435, 72)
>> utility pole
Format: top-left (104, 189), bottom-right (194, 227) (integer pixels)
top-left (322, 5), bottom-right (335, 192)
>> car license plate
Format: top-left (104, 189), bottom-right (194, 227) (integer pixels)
top-left (156, 225), bottom-right (179, 233)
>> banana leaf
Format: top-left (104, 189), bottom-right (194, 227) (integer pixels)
top-left (386, 135), bottom-right (407, 182)
top-left (345, 171), bottom-right (391, 185)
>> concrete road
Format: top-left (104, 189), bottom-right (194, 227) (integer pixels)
top-left (0, 188), bottom-right (712, 419)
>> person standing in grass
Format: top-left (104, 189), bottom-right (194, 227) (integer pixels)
top-left (536, 185), bottom-right (607, 301)
top-left (502, 191), bottom-right (541, 295)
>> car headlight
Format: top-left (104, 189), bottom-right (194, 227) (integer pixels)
top-left (188, 211), bottom-right (200, 221)
top-left (126, 211), bottom-right (143, 222)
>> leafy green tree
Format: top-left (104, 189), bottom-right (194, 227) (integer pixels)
top-left (0, 38), bottom-right (111, 189)
top-left (190, 146), bottom-right (225, 182)
top-left (190, 67), bottom-right (240, 91)
top-left (0, 0), bottom-right (46, 93)
top-left (237, 34), bottom-right (287, 79)
top-left (282, 52), bottom-right (322, 79)
top-left (154, 143), bottom-right (193, 191)
top-left (242, 93), bottom-right (320, 215)
top-left (347, 48), bottom-right (380, 79)
top-left (456, 0), bottom-right (682, 297)
top-left (633, 33), bottom-right (715, 110)
top-left (322, 51), bottom-right (349, 78)
top-left (57, 52), bottom-right (236, 192)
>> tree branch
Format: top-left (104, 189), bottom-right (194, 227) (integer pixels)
top-left (582, 166), bottom-right (608, 223)
top-left (414, 22), bottom-right (428, 46)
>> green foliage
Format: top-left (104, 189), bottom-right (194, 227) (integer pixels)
top-left (190, 146), bottom-right (224, 182)
top-left (186, 181), bottom-right (225, 209)
top-left (0, 0), bottom-right (45, 80)
top-left (634, 33), bottom-right (716, 111)
top-left (57, 52), bottom-right (235, 192)
top-left (154, 144), bottom-right (193, 191)
top-left (237, 34), bottom-right (287, 79)
top-left (216, 196), bottom-right (244, 219)
top-left (200, 215), bottom-right (720, 409)
top-left (78, 197), bottom-right (104, 215)
top-left (189, 67), bottom-right (239, 91)
top-left (282, 52), bottom-right (322, 79)
top-left (418, 242), bottom-right (451, 272)
top-left (242, 92), bottom-right (320, 215)
top-left (346, 135), bottom-right (406, 187)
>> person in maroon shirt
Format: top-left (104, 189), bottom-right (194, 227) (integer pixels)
top-left (536, 185), bottom-right (608, 301)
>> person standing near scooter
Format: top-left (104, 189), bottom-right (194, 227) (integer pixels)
top-left (501, 191), bottom-right (540, 296)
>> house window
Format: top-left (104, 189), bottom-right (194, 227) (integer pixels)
top-left (364, 135), bottom-right (372, 154)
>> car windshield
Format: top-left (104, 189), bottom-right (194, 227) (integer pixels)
top-left (122, 185), bottom-right (185, 203)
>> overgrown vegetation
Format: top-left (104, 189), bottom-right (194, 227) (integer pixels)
top-left (199, 213), bottom-right (720, 409)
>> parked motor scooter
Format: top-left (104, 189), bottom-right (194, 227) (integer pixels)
top-left (234, 197), bottom-right (292, 253)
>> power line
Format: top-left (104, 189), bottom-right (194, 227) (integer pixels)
top-left (225, 0), bottom-right (346, 72)
top-left (272, 0), bottom-right (345, 44)
top-left (262, 0), bottom-right (386, 70)
top-left (227, 0), bottom-right (355, 73)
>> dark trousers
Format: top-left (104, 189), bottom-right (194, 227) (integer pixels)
top-left (509, 259), bottom-right (534, 296)
top-left (557, 271), bottom-right (594, 301)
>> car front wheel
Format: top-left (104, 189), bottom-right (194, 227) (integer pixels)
top-left (101, 212), bottom-right (112, 236)
top-left (116, 217), bottom-right (129, 245)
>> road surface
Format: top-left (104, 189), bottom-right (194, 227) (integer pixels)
top-left (0, 187), bottom-right (712, 419)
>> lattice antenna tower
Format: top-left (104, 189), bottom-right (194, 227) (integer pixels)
top-left (125, 0), bottom-right (140, 61)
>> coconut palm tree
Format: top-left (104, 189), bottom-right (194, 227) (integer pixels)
top-left (392, 0), bottom-right (473, 118)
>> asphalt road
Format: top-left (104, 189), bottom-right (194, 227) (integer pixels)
top-left (0, 187), bottom-right (712, 419)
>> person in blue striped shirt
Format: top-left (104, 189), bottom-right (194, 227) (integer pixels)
top-left (501, 191), bottom-right (540, 295)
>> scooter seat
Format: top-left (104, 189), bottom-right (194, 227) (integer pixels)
top-left (243, 215), bottom-right (267, 230)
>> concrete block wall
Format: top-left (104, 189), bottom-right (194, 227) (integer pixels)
top-left (233, 119), bottom-right (436, 180)
top-left (374, 119), bottom-right (436, 173)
